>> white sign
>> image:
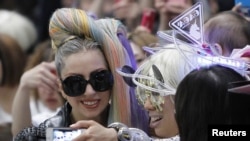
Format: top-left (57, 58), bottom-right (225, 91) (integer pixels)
top-left (169, 2), bottom-right (204, 46)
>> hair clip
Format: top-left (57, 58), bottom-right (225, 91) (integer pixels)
top-left (116, 63), bottom-right (176, 96)
top-left (152, 65), bottom-right (164, 83)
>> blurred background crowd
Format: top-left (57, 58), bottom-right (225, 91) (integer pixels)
top-left (0, 0), bottom-right (249, 140)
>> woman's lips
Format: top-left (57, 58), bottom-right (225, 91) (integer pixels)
top-left (150, 116), bottom-right (163, 128)
top-left (81, 100), bottom-right (100, 109)
top-left (45, 98), bottom-right (58, 104)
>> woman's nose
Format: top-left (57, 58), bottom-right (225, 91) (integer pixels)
top-left (143, 97), bottom-right (155, 111)
top-left (84, 83), bottom-right (96, 96)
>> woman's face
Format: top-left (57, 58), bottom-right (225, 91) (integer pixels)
top-left (144, 95), bottom-right (178, 138)
top-left (60, 49), bottom-right (111, 120)
top-left (38, 87), bottom-right (63, 111)
top-left (130, 42), bottom-right (146, 66)
top-left (79, 0), bottom-right (93, 11)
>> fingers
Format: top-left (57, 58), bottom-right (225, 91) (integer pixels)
top-left (70, 120), bottom-right (96, 129)
top-left (39, 63), bottom-right (58, 90)
top-left (112, 0), bottom-right (129, 10)
top-left (70, 120), bottom-right (95, 141)
top-left (70, 121), bottom-right (117, 141)
top-left (165, 2), bottom-right (189, 14)
top-left (20, 62), bottom-right (58, 91)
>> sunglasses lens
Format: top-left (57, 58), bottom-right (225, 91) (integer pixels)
top-left (90, 70), bottom-right (113, 91)
top-left (62, 75), bottom-right (87, 97)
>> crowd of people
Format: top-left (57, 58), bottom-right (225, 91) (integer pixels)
top-left (0, 0), bottom-right (250, 141)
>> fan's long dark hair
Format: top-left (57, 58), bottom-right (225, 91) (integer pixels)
top-left (175, 65), bottom-right (246, 141)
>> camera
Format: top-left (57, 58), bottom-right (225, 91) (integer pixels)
top-left (46, 128), bottom-right (85, 141)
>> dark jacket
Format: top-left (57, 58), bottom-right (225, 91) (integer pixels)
top-left (14, 102), bottom-right (72, 141)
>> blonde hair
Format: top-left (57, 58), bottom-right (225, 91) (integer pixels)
top-left (137, 44), bottom-right (198, 92)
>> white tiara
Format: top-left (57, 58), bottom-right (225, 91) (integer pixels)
top-left (116, 2), bottom-right (250, 96)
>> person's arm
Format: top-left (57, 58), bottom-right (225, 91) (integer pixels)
top-left (88, 0), bottom-right (104, 19)
top-left (155, 0), bottom-right (191, 31)
top-left (11, 62), bottom-right (58, 137)
top-left (138, 0), bottom-right (154, 10)
top-left (70, 120), bottom-right (118, 141)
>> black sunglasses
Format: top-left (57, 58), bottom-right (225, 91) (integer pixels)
top-left (61, 70), bottom-right (113, 97)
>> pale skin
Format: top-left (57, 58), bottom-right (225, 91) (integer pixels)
top-left (78, 0), bottom-right (114, 19)
top-left (144, 95), bottom-right (178, 138)
top-left (70, 120), bottom-right (117, 141)
top-left (112, 0), bottom-right (142, 31)
top-left (130, 42), bottom-right (147, 66)
top-left (112, 0), bottom-right (141, 19)
top-left (154, 0), bottom-right (192, 30)
top-left (37, 84), bottom-right (63, 111)
top-left (59, 49), bottom-right (117, 141)
top-left (11, 62), bottom-right (59, 137)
